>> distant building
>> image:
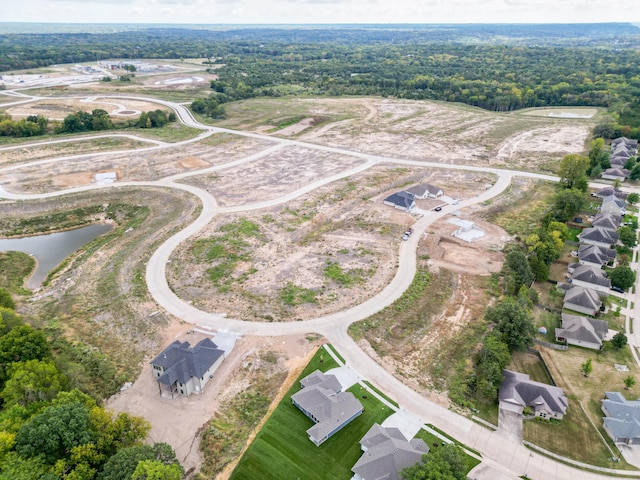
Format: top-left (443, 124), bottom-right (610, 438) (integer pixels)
top-left (292, 370), bottom-right (363, 446)
top-left (499, 370), bottom-right (568, 420)
top-left (600, 194), bottom-right (627, 216)
top-left (150, 338), bottom-right (225, 398)
top-left (351, 423), bottom-right (429, 480)
top-left (601, 168), bottom-right (630, 182)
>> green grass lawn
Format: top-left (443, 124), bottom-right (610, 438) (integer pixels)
top-left (230, 347), bottom-right (394, 480)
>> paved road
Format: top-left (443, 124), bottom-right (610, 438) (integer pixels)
top-left (2, 90), bottom-right (640, 479)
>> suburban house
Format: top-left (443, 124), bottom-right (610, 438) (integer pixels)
top-left (578, 227), bottom-right (619, 249)
top-left (578, 244), bottom-right (616, 268)
top-left (600, 195), bottom-right (627, 216)
top-left (351, 423), bottom-right (429, 480)
top-left (592, 212), bottom-right (623, 231)
top-left (383, 191), bottom-right (416, 212)
top-left (499, 370), bottom-right (569, 420)
top-left (150, 338), bottom-right (225, 398)
top-left (609, 156), bottom-right (629, 168)
top-left (601, 168), bottom-right (630, 182)
top-left (611, 136), bottom-right (639, 151)
top-left (602, 392), bottom-right (640, 444)
top-left (406, 183), bottom-right (444, 199)
top-left (559, 284), bottom-right (603, 316)
top-left (292, 370), bottom-right (364, 446)
top-left (594, 187), bottom-right (627, 201)
top-left (568, 264), bottom-right (611, 293)
top-left (555, 313), bottom-right (608, 350)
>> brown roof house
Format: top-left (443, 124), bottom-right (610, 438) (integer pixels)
top-left (150, 338), bottom-right (225, 398)
top-left (499, 370), bottom-right (568, 420)
top-left (292, 370), bottom-right (363, 446)
top-left (611, 136), bottom-right (639, 151)
top-left (559, 284), bottom-right (604, 317)
top-left (568, 264), bottom-right (611, 293)
top-left (602, 392), bottom-right (640, 445)
top-left (406, 183), bottom-right (444, 199)
top-left (351, 424), bottom-right (429, 480)
top-left (555, 313), bottom-right (608, 350)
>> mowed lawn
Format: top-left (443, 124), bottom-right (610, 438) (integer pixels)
top-left (230, 346), bottom-right (394, 480)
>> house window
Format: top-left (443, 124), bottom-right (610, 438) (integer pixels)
top-left (179, 382), bottom-right (182, 387)
top-left (180, 389), bottom-right (184, 395)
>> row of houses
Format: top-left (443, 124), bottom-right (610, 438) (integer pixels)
top-left (292, 370), bottom-right (428, 479)
top-left (601, 137), bottom-right (638, 182)
top-left (553, 188), bottom-right (631, 350)
top-left (383, 183), bottom-right (444, 212)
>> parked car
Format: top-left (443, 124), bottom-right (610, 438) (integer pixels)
top-left (611, 286), bottom-right (625, 294)
top-left (402, 227), bottom-right (413, 241)
top-left (434, 206), bottom-right (442, 211)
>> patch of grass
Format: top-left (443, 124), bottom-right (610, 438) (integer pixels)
top-left (123, 123), bottom-right (202, 143)
top-left (0, 205), bottom-right (105, 237)
top-left (323, 344), bottom-right (345, 365)
top-left (0, 251), bottom-right (34, 295)
top-left (566, 227), bottom-right (582, 242)
top-left (508, 351), bottom-right (552, 384)
top-left (230, 348), bottom-right (393, 480)
top-left (279, 282), bottom-right (318, 307)
top-left (192, 218), bottom-right (266, 292)
top-left (323, 261), bottom-right (365, 287)
top-left (362, 381), bottom-right (399, 408)
top-left (198, 352), bottom-right (288, 479)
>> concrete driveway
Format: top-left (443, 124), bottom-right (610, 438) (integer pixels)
top-left (498, 401), bottom-right (523, 442)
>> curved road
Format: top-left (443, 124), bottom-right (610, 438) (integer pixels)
top-left (1, 91), bottom-right (638, 480)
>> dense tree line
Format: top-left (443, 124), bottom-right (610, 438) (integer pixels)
top-left (0, 109), bottom-right (176, 138)
top-left (2, 26), bottom-right (640, 133)
top-left (0, 289), bottom-right (183, 479)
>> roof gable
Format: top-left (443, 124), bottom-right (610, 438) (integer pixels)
top-left (499, 370), bottom-right (568, 416)
top-left (151, 338), bottom-right (224, 386)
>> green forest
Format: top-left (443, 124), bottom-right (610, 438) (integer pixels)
top-left (1, 24), bottom-right (640, 137)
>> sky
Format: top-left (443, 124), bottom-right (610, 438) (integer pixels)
top-left (2, 0), bottom-right (639, 25)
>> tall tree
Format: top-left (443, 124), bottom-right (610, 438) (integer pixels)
top-left (609, 265), bottom-right (636, 290)
top-left (486, 297), bottom-right (535, 351)
top-left (402, 444), bottom-right (467, 480)
top-left (558, 154), bottom-right (590, 191)
top-left (504, 250), bottom-right (534, 295)
top-left (1, 359), bottom-right (68, 407)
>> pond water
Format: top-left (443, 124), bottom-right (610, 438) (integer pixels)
top-left (0, 223), bottom-right (113, 289)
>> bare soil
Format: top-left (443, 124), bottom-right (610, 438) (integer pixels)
top-left (5, 98), bottom-right (166, 120)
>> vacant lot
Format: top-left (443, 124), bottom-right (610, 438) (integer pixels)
top-left (0, 134), bottom-right (275, 193)
top-left (216, 97), bottom-right (594, 172)
top-left (4, 97), bottom-right (167, 120)
top-left (169, 165), bottom-right (495, 322)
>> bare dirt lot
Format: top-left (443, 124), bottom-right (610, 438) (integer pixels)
top-left (169, 165), bottom-right (500, 322)
top-left (218, 97), bottom-right (595, 173)
top-left (4, 97), bottom-right (166, 120)
top-left (1, 134), bottom-right (276, 193)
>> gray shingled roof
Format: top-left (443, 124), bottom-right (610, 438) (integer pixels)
top-left (150, 338), bottom-right (224, 386)
top-left (571, 264), bottom-right (611, 288)
top-left (352, 424), bottom-right (429, 480)
top-left (563, 285), bottom-right (602, 312)
top-left (595, 188), bottom-right (628, 200)
top-left (556, 313), bottom-right (608, 347)
top-left (406, 183), bottom-right (443, 197)
top-left (592, 212), bottom-right (623, 230)
top-left (578, 244), bottom-right (616, 266)
top-left (384, 191), bottom-right (415, 209)
top-left (499, 370), bottom-right (568, 416)
top-left (292, 371), bottom-right (363, 445)
top-left (578, 227), bottom-right (619, 245)
top-left (602, 392), bottom-right (640, 442)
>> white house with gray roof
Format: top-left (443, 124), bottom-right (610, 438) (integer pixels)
top-left (602, 392), bottom-right (640, 445)
top-left (406, 183), bottom-right (444, 199)
top-left (499, 370), bottom-right (568, 420)
top-left (351, 424), bottom-right (429, 480)
top-left (592, 212), bottom-right (623, 231)
top-left (560, 284), bottom-right (604, 317)
top-left (600, 194), bottom-right (627, 215)
top-left (578, 226), bottom-right (620, 249)
top-left (578, 244), bottom-right (616, 268)
top-left (555, 313), bottom-right (608, 350)
top-left (568, 264), bottom-right (612, 293)
top-left (150, 338), bottom-right (225, 398)
top-left (292, 370), bottom-right (363, 446)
